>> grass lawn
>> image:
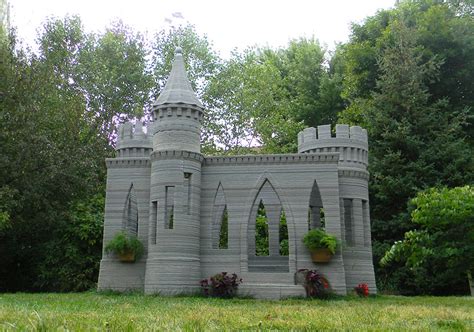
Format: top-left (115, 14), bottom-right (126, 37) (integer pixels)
top-left (0, 292), bottom-right (472, 331)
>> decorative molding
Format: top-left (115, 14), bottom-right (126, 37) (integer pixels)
top-left (338, 169), bottom-right (370, 180)
top-left (150, 150), bottom-right (204, 162)
top-left (106, 157), bottom-right (151, 169)
top-left (203, 153), bottom-right (340, 165)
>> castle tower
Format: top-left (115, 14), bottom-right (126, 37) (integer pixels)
top-left (97, 122), bottom-right (152, 291)
top-left (298, 124), bottom-right (376, 293)
top-left (144, 48), bottom-right (204, 294)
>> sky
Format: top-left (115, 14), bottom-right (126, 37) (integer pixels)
top-left (10, 0), bottom-right (395, 57)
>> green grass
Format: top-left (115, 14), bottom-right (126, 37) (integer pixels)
top-left (0, 292), bottom-right (472, 331)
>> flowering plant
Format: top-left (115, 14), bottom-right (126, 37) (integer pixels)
top-left (354, 283), bottom-right (369, 297)
top-left (200, 272), bottom-right (242, 298)
top-left (298, 269), bottom-right (330, 298)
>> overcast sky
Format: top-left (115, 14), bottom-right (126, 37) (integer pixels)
top-left (10, 0), bottom-right (395, 56)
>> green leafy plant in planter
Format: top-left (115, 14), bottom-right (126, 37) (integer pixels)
top-left (105, 231), bottom-right (144, 263)
top-left (303, 228), bottom-right (338, 263)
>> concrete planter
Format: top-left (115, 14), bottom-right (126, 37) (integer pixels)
top-left (311, 248), bottom-right (333, 263)
top-left (118, 252), bottom-right (136, 263)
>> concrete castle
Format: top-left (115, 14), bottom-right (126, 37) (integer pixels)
top-left (98, 48), bottom-right (376, 298)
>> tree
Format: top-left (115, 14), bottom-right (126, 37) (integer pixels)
top-left (205, 38), bottom-right (339, 154)
top-left (336, 0), bottom-right (474, 294)
top-left (0, 16), bottom-right (156, 291)
top-left (381, 186), bottom-right (474, 295)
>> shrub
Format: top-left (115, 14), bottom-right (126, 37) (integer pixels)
top-left (200, 272), bottom-right (242, 298)
top-left (104, 231), bottom-right (144, 260)
top-left (302, 229), bottom-right (338, 254)
top-left (298, 269), bottom-right (331, 299)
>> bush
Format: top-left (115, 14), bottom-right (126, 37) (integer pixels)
top-left (298, 269), bottom-right (331, 299)
top-left (354, 283), bottom-right (369, 297)
top-left (200, 272), bottom-right (242, 298)
top-left (302, 229), bottom-right (338, 254)
top-left (104, 231), bottom-right (144, 260)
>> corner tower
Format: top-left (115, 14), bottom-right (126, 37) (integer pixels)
top-left (145, 48), bottom-right (204, 294)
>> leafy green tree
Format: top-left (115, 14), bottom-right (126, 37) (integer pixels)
top-left (336, 0), bottom-right (474, 294)
top-left (206, 38), bottom-right (340, 154)
top-left (0, 16), bottom-right (156, 291)
top-left (381, 186), bottom-right (474, 295)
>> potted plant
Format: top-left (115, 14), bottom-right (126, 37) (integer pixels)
top-left (302, 228), bottom-right (338, 263)
top-left (105, 231), bottom-right (144, 263)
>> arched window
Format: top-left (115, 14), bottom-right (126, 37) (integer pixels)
top-left (123, 184), bottom-right (138, 236)
top-left (248, 180), bottom-right (289, 272)
top-left (212, 183), bottom-right (228, 249)
top-left (308, 180), bottom-right (324, 230)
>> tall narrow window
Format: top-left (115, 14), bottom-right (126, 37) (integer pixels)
top-left (344, 198), bottom-right (353, 246)
top-left (279, 209), bottom-right (289, 256)
top-left (362, 200), bottom-right (369, 247)
top-left (255, 200), bottom-right (269, 256)
top-left (123, 184), bottom-right (138, 236)
top-left (184, 173), bottom-right (192, 215)
top-left (218, 206), bottom-right (228, 249)
top-left (165, 186), bottom-right (175, 229)
top-left (309, 180), bottom-right (324, 230)
top-left (151, 201), bottom-right (157, 244)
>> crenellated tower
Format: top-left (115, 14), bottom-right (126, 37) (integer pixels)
top-left (97, 122), bottom-right (152, 291)
top-left (298, 124), bottom-right (376, 293)
top-left (144, 47), bottom-right (204, 294)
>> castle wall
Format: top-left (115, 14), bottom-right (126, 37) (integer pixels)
top-left (200, 153), bottom-right (348, 297)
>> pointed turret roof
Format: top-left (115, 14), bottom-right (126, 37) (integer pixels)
top-left (153, 47), bottom-right (203, 109)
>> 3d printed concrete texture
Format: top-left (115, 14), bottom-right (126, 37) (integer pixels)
top-left (97, 48), bottom-right (376, 299)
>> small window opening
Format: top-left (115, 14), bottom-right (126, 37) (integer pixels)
top-left (344, 198), bottom-right (353, 246)
top-left (255, 200), bottom-right (269, 256)
top-left (279, 209), bottom-right (289, 256)
top-left (165, 186), bottom-right (175, 229)
top-left (218, 206), bottom-right (228, 249)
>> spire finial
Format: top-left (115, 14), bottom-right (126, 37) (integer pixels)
top-left (175, 47), bottom-right (183, 56)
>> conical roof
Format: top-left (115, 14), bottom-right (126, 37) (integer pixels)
top-left (153, 47), bottom-right (203, 109)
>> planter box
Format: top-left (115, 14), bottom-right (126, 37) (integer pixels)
top-left (118, 252), bottom-right (136, 263)
top-left (311, 248), bottom-right (333, 263)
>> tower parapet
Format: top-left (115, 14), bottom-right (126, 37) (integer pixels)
top-left (298, 124), bottom-right (368, 168)
top-left (116, 122), bottom-right (153, 158)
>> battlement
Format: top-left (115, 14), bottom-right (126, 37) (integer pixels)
top-left (298, 124), bottom-right (367, 146)
top-left (116, 121), bottom-right (153, 157)
top-left (298, 124), bottom-right (369, 167)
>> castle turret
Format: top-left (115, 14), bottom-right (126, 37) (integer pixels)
top-left (297, 124), bottom-right (376, 294)
top-left (145, 48), bottom-right (204, 294)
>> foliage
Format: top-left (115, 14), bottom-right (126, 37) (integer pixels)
top-left (254, 202), bottom-right (289, 256)
top-left (205, 38), bottom-right (341, 153)
top-left (381, 186), bottom-right (474, 295)
top-left (36, 193), bottom-right (104, 291)
top-left (302, 229), bottom-right (338, 254)
top-left (218, 208), bottom-right (228, 249)
top-left (200, 272), bottom-right (242, 298)
top-left (105, 231), bottom-right (144, 260)
top-left (336, 0), bottom-right (474, 295)
top-left (0, 16), bottom-right (153, 291)
top-left (354, 283), bottom-right (369, 297)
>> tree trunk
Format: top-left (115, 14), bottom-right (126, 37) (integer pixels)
top-left (468, 271), bottom-right (473, 296)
